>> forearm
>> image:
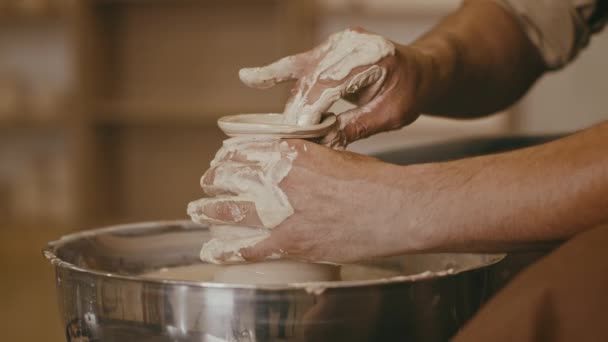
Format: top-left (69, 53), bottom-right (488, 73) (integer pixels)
top-left (395, 121), bottom-right (608, 252)
top-left (410, 0), bottom-right (547, 117)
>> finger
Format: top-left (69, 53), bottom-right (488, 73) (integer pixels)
top-left (239, 53), bottom-right (310, 89)
top-left (239, 233), bottom-right (284, 262)
top-left (285, 85), bottom-right (342, 126)
top-left (339, 107), bottom-right (377, 144)
top-left (321, 100), bottom-right (397, 148)
top-left (343, 65), bottom-right (387, 102)
top-left (201, 227), bottom-right (271, 264)
top-left (212, 137), bottom-right (267, 164)
top-left (199, 166), bottom-right (231, 197)
top-left (200, 162), bottom-right (263, 196)
top-left (322, 106), bottom-right (378, 148)
top-left (320, 127), bottom-right (348, 149)
top-left (214, 137), bottom-right (292, 164)
top-left (286, 65), bottom-right (387, 127)
top-left (213, 139), bottom-right (298, 185)
top-left (187, 197), bottom-right (264, 227)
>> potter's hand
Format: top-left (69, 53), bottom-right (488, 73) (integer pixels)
top-left (239, 27), bottom-right (433, 148)
top-left (188, 137), bottom-right (297, 229)
top-left (188, 137), bottom-right (416, 263)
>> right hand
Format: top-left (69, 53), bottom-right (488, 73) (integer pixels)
top-left (188, 138), bottom-right (429, 263)
top-left (239, 27), bottom-right (437, 148)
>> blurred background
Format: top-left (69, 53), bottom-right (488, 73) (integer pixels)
top-left (0, 0), bottom-right (606, 340)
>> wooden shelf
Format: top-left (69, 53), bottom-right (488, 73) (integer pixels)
top-left (92, 0), bottom-right (279, 5)
top-left (0, 115), bottom-right (66, 128)
top-left (94, 100), bottom-right (280, 125)
top-left (0, 3), bottom-right (315, 340)
top-left (0, 0), bottom-right (315, 228)
top-left (0, 1), bottom-right (67, 23)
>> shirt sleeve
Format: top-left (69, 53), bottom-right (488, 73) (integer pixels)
top-left (495, 0), bottom-right (608, 69)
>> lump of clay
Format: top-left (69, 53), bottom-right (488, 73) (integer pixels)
top-left (200, 225), bottom-right (342, 284)
top-left (213, 260), bottom-right (341, 284)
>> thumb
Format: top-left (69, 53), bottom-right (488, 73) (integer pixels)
top-left (321, 100), bottom-right (404, 148)
top-left (239, 233), bottom-right (284, 261)
top-left (239, 52), bottom-right (309, 89)
top-left (320, 106), bottom-right (378, 148)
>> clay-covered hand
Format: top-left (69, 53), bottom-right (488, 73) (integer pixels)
top-left (188, 137), bottom-right (421, 263)
top-left (188, 137), bottom-right (297, 230)
top-left (239, 27), bottom-right (434, 148)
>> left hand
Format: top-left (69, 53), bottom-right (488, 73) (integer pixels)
top-left (188, 137), bottom-right (428, 263)
top-left (239, 27), bottom-right (435, 148)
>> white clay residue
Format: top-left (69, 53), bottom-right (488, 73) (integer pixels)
top-left (283, 29), bottom-right (395, 126)
top-left (199, 225), bottom-right (271, 264)
top-left (187, 137), bottom-right (297, 264)
top-left (188, 137), bottom-right (297, 229)
top-left (239, 55), bottom-right (299, 89)
top-left (315, 30), bottom-right (394, 82)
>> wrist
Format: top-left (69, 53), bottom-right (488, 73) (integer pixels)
top-left (391, 161), bottom-right (470, 253)
top-left (409, 35), bottom-right (461, 114)
top-left (365, 161), bottom-right (448, 254)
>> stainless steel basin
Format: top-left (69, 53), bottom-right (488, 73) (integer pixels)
top-left (44, 221), bottom-right (504, 342)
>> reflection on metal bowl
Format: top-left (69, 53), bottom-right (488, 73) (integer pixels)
top-left (44, 221), bottom-right (504, 342)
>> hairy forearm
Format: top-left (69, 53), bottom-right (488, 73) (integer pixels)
top-left (395, 121), bottom-right (608, 252)
top-left (410, 0), bottom-right (547, 117)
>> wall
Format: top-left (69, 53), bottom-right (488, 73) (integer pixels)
top-left (515, 30), bottom-right (608, 134)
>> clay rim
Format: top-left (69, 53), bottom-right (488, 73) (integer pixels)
top-left (43, 220), bottom-right (505, 291)
top-left (217, 113), bottom-right (337, 138)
